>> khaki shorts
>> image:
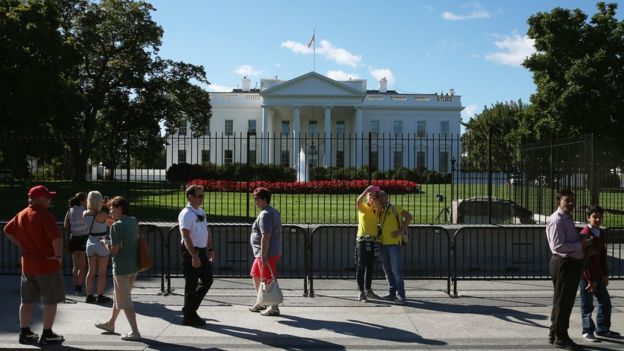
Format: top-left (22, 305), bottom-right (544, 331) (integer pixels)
top-left (113, 273), bottom-right (137, 309)
top-left (21, 271), bottom-right (65, 305)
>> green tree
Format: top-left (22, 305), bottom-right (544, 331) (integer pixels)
top-left (461, 100), bottom-right (529, 170)
top-left (524, 2), bottom-right (624, 153)
top-left (58, 0), bottom-right (211, 181)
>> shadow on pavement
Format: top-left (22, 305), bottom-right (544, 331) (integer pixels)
top-left (205, 322), bottom-right (347, 350)
top-left (278, 315), bottom-right (445, 345)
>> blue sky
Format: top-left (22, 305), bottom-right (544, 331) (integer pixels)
top-left (148, 0), bottom-right (621, 124)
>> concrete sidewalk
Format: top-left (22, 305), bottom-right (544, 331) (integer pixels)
top-left (0, 276), bottom-right (623, 350)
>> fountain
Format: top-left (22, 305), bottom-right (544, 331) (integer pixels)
top-left (297, 148), bottom-right (309, 182)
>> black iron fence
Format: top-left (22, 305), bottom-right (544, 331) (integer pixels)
top-left (3, 222), bottom-right (624, 297)
top-left (0, 133), bottom-right (622, 226)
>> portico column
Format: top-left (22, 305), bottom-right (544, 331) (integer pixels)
top-left (262, 106), bottom-right (270, 164)
top-left (324, 106), bottom-right (332, 167)
top-left (292, 106), bottom-right (301, 168)
top-left (355, 107), bottom-right (363, 167)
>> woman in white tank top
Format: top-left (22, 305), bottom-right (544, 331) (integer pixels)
top-left (83, 191), bottom-right (112, 304)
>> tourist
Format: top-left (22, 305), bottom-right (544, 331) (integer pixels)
top-left (63, 192), bottom-right (89, 296)
top-left (248, 187), bottom-right (282, 316)
top-left (4, 185), bottom-right (65, 345)
top-left (355, 185), bottom-right (382, 302)
top-left (84, 191), bottom-right (112, 304)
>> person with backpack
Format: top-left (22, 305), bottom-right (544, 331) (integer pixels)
top-left (355, 185), bottom-right (382, 302)
top-left (63, 192), bottom-right (89, 296)
top-left (376, 191), bottom-right (412, 305)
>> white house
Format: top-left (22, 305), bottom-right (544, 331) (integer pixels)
top-left (167, 71), bottom-right (463, 173)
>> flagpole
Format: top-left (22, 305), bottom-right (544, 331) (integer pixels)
top-left (313, 29), bottom-right (316, 72)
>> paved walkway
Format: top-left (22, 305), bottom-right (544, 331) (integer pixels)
top-left (1, 276), bottom-right (623, 350)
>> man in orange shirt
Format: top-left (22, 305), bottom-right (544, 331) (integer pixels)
top-left (4, 185), bottom-right (65, 345)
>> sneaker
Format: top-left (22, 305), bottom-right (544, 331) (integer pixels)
top-left (182, 314), bottom-right (206, 326)
top-left (249, 304), bottom-right (267, 312)
top-left (366, 290), bottom-right (381, 299)
top-left (120, 332), bottom-right (141, 341)
top-left (18, 330), bottom-right (39, 344)
top-left (596, 330), bottom-right (621, 338)
top-left (95, 321), bottom-right (115, 333)
top-left (75, 290), bottom-right (84, 297)
top-left (39, 332), bottom-right (65, 345)
top-left (85, 294), bottom-right (96, 303)
top-left (553, 337), bottom-right (583, 351)
top-left (582, 332), bottom-right (600, 342)
top-left (395, 296), bottom-right (406, 305)
top-left (261, 308), bottom-right (280, 316)
top-left (380, 294), bottom-right (396, 302)
top-left (96, 295), bottom-right (112, 304)
top-left (358, 291), bottom-right (367, 302)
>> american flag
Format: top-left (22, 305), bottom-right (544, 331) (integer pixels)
top-left (307, 33), bottom-right (315, 48)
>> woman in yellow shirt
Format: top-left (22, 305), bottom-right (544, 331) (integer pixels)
top-left (355, 185), bottom-right (382, 302)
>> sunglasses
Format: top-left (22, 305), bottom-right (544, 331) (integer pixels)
top-left (196, 214), bottom-right (205, 222)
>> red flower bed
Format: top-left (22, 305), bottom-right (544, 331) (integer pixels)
top-left (186, 179), bottom-right (421, 194)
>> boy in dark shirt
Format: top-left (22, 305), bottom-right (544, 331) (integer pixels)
top-left (579, 205), bottom-right (620, 342)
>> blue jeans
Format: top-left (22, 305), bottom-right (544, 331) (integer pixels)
top-left (380, 244), bottom-right (405, 298)
top-left (579, 277), bottom-right (612, 334)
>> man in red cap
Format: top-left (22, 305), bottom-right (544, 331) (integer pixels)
top-left (4, 185), bottom-right (65, 345)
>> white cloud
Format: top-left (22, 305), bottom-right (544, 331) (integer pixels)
top-left (208, 83), bottom-right (233, 92)
top-left (281, 39), bottom-right (361, 67)
top-left (485, 33), bottom-right (535, 67)
top-left (274, 63), bottom-right (281, 68)
top-left (461, 104), bottom-right (481, 121)
top-left (235, 65), bottom-right (261, 77)
top-left (326, 70), bottom-right (359, 81)
top-left (442, 2), bottom-right (490, 20)
top-left (369, 68), bottom-right (395, 87)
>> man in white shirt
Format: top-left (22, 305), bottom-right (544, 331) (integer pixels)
top-left (178, 185), bottom-right (213, 326)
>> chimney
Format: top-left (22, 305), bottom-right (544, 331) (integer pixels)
top-left (379, 77), bottom-right (387, 93)
top-left (242, 76), bottom-right (251, 92)
top-left (449, 88), bottom-right (455, 96)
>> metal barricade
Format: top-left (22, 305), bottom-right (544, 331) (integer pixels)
top-left (308, 225), bottom-right (452, 297)
top-left (605, 227), bottom-right (624, 279)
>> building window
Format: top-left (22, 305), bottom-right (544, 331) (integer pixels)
top-left (308, 120), bottom-right (318, 136)
top-left (369, 150), bottom-right (379, 171)
top-left (204, 120), bottom-right (210, 135)
top-left (336, 150), bottom-right (344, 168)
top-left (247, 149), bottom-right (256, 165)
top-left (201, 150), bottom-right (210, 166)
top-left (248, 119), bottom-right (256, 135)
top-left (417, 121), bottom-right (426, 138)
top-left (440, 121), bottom-right (449, 138)
top-left (281, 121), bottom-right (290, 136)
top-left (394, 150), bottom-right (403, 169)
top-left (224, 149), bottom-right (233, 164)
top-left (225, 120), bottom-right (233, 136)
top-left (336, 120), bottom-right (345, 136)
top-left (177, 150), bottom-right (186, 163)
top-left (178, 119), bottom-right (187, 136)
top-left (280, 150), bottom-right (290, 166)
top-left (416, 150), bottom-right (426, 168)
top-left (370, 120), bottom-right (380, 136)
top-left (439, 151), bottom-right (449, 173)
top-left (393, 120), bottom-right (403, 135)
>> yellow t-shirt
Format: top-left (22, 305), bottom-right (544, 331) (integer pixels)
top-left (380, 205), bottom-right (405, 245)
top-left (357, 203), bottom-right (379, 239)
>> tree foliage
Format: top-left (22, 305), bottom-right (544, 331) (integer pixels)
top-left (461, 100), bottom-right (529, 170)
top-left (524, 2), bottom-right (624, 153)
top-left (1, 0), bottom-right (212, 181)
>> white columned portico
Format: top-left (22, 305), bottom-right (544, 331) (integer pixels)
top-left (292, 106), bottom-right (301, 167)
top-left (354, 107), bottom-right (363, 167)
top-left (262, 106), bottom-right (270, 164)
top-left (324, 106), bottom-right (332, 167)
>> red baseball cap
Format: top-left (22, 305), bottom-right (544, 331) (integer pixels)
top-left (28, 185), bottom-right (57, 198)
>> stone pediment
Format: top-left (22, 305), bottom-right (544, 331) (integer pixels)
top-left (261, 72), bottom-right (365, 97)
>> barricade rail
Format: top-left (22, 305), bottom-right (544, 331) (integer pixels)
top-left (2, 222), bottom-right (623, 298)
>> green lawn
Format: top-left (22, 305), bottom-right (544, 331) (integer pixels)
top-left (1, 182), bottom-right (622, 226)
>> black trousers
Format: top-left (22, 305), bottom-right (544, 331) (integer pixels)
top-left (182, 246), bottom-right (213, 315)
top-left (355, 240), bottom-right (378, 291)
top-left (549, 254), bottom-right (582, 338)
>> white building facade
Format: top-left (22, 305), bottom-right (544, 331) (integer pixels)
top-left (167, 72), bottom-right (463, 173)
